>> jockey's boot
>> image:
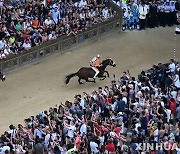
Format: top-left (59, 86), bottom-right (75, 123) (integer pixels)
top-left (93, 78), bottom-right (96, 83)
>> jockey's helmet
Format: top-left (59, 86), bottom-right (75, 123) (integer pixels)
top-left (96, 54), bottom-right (100, 58)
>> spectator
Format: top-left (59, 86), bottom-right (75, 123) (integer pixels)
top-left (23, 40), bottom-right (31, 50)
top-left (139, 2), bottom-right (148, 30)
top-left (50, 7), bottom-right (61, 24)
top-left (0, 61), bottom-right (180, 153)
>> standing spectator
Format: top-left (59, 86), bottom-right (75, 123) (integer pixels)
top-left (132, 5), bottom-right (139, 29)
top-left (33, 136), bottom-right (44, 154)
top-left (169, 59), bottom-right (176, 76)
top-left (158, 1), bottom-right (166, 27)
top-left (164, 1), bottom-right (171, 26)
top-left (50, 7), bottom-right (61, 25)
top-left (139, 2), bottom-right (148, 30)
top-left (90, 137), bottom-right (99, 154)
top-left (171, 71), bottom-right (180, 89)
top-left (115, 95), bottom-right (125, 113)
top-left (148, 2), bottom-right (158, 28)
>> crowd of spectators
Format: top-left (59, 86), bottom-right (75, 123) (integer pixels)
top-left (0, 0), bottom-right (117, 59)
top-left (113, 0), bottom-right (180, 30)
top-left (0, 59), bottom-right (179, 154)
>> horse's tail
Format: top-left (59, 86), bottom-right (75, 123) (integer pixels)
top-left (65, 72), bottom-right (77, 84)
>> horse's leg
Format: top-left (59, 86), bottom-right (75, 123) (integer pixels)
top-left (78, 78), bottom-right (83, 84)
top-left (99, 75), bottom-right (106, 80)
top-left (86, 78), bottom-right (96, 83)
top-left (104, 71), bottom-right (109, 77)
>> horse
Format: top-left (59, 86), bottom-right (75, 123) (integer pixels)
top-left (0, 71), bottom-right (5, 82)
top-left (65, 58), bottom-right (116, 84)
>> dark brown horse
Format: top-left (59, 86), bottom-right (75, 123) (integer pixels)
top-left (65, 58), bottom-right (116, 84)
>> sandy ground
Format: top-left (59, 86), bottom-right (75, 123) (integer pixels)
top-left (0, 27), bottom-right (179, 134)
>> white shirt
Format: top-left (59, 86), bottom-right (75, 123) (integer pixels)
top-left (124, 11), bottom-right (133, 19)
top-left (80, 98), bottom-right (85, 110)
top-left (8, 129), bottom-right (16, 138)
top-left (139, 5), bottom-right (148, 19)
top-left (79, 0), bottom-right (87, 8)
top-left (99, 136), bottom-right (105, 146)
top-left (0, 40), bottom-right (5, 49)
top-left (164, 5), bottom-right (171, 13)
top-left (169, 63), bottom-right (176, 72)
top-left (34, 128), bottom-right (42, 138)
top-left (80, 123), bottom-right (87, 136)
top-left (90, 141), bottom-right (99, 153)
top-left (67, 125), bottom-right (76, 138)
top-left (3, 48), bottom-right (10, 55)
top-left (158, 4), bottom-right (164, 13)
top-left (174, 74), bottom-right (180, 88)
top-left (154, 128), bottom-right (159, 142)
top-left (165, 109), bottom-right (171, 122)
top-left (176, 147), bottom-right (180, 154)
top-left (102, 8), bottom-right (109, 19)
top-left (44, 134), bottom-right (50, 145)
top-left (135, 123), bottom-right (141, 133)
top-left (53, 3), bottom-right (60, 9)
top-left (23, 42), bottom-right (31, 49)
top-left (79, 13), bottom-right (86, 19)
top-left (0, 146), bottom-right (10, 154)
top-left (45, 19), bottom-right (53, 26)
top-left (170, 5), bottom-right (175, 12)
top-left (122, 96), bottom-right (127, 104)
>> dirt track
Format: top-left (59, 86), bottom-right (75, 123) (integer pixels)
top-left (0, 27), bottom-right (179, 134)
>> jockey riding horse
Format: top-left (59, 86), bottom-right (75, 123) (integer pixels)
top-left (65, 57), bottom-right (116, 84)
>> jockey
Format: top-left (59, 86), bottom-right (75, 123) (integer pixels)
top-left (90, 54), bottom-right (101, 80)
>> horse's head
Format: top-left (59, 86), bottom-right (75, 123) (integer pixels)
top-left (102, 58), bottom-right (116, 67)
top-left (0, 72), bottom-right (5, 82)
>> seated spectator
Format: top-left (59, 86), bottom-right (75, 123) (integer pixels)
top-left (48, 31), bottom-right (57, 40)
top-left (8, 21), bottom-right (16, 35)
top-left (0, 0), bottom-right (116, 59)
top-left (32, 17), bottom-right (39, 29)
top-left (42, 33), bottom-right (48, 42)
top-left (3, 45), bottom-right (12, 56)
top-left (9, 35), bottom-right (15, 45)
top-left (15, 21), bottom-right (22, 32)
top-left (0, 49), bottom-right (6, 59)
top-left (45, 16), bottom-right (53, 26)
top-left (0, 38), bottom-right (5, 50)
top-left (10, 43), bottom-right (18, 54)
top-left (23, 40), bottom-right (31, 50)
top-left (102, 7), bottom-right (110, 20)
